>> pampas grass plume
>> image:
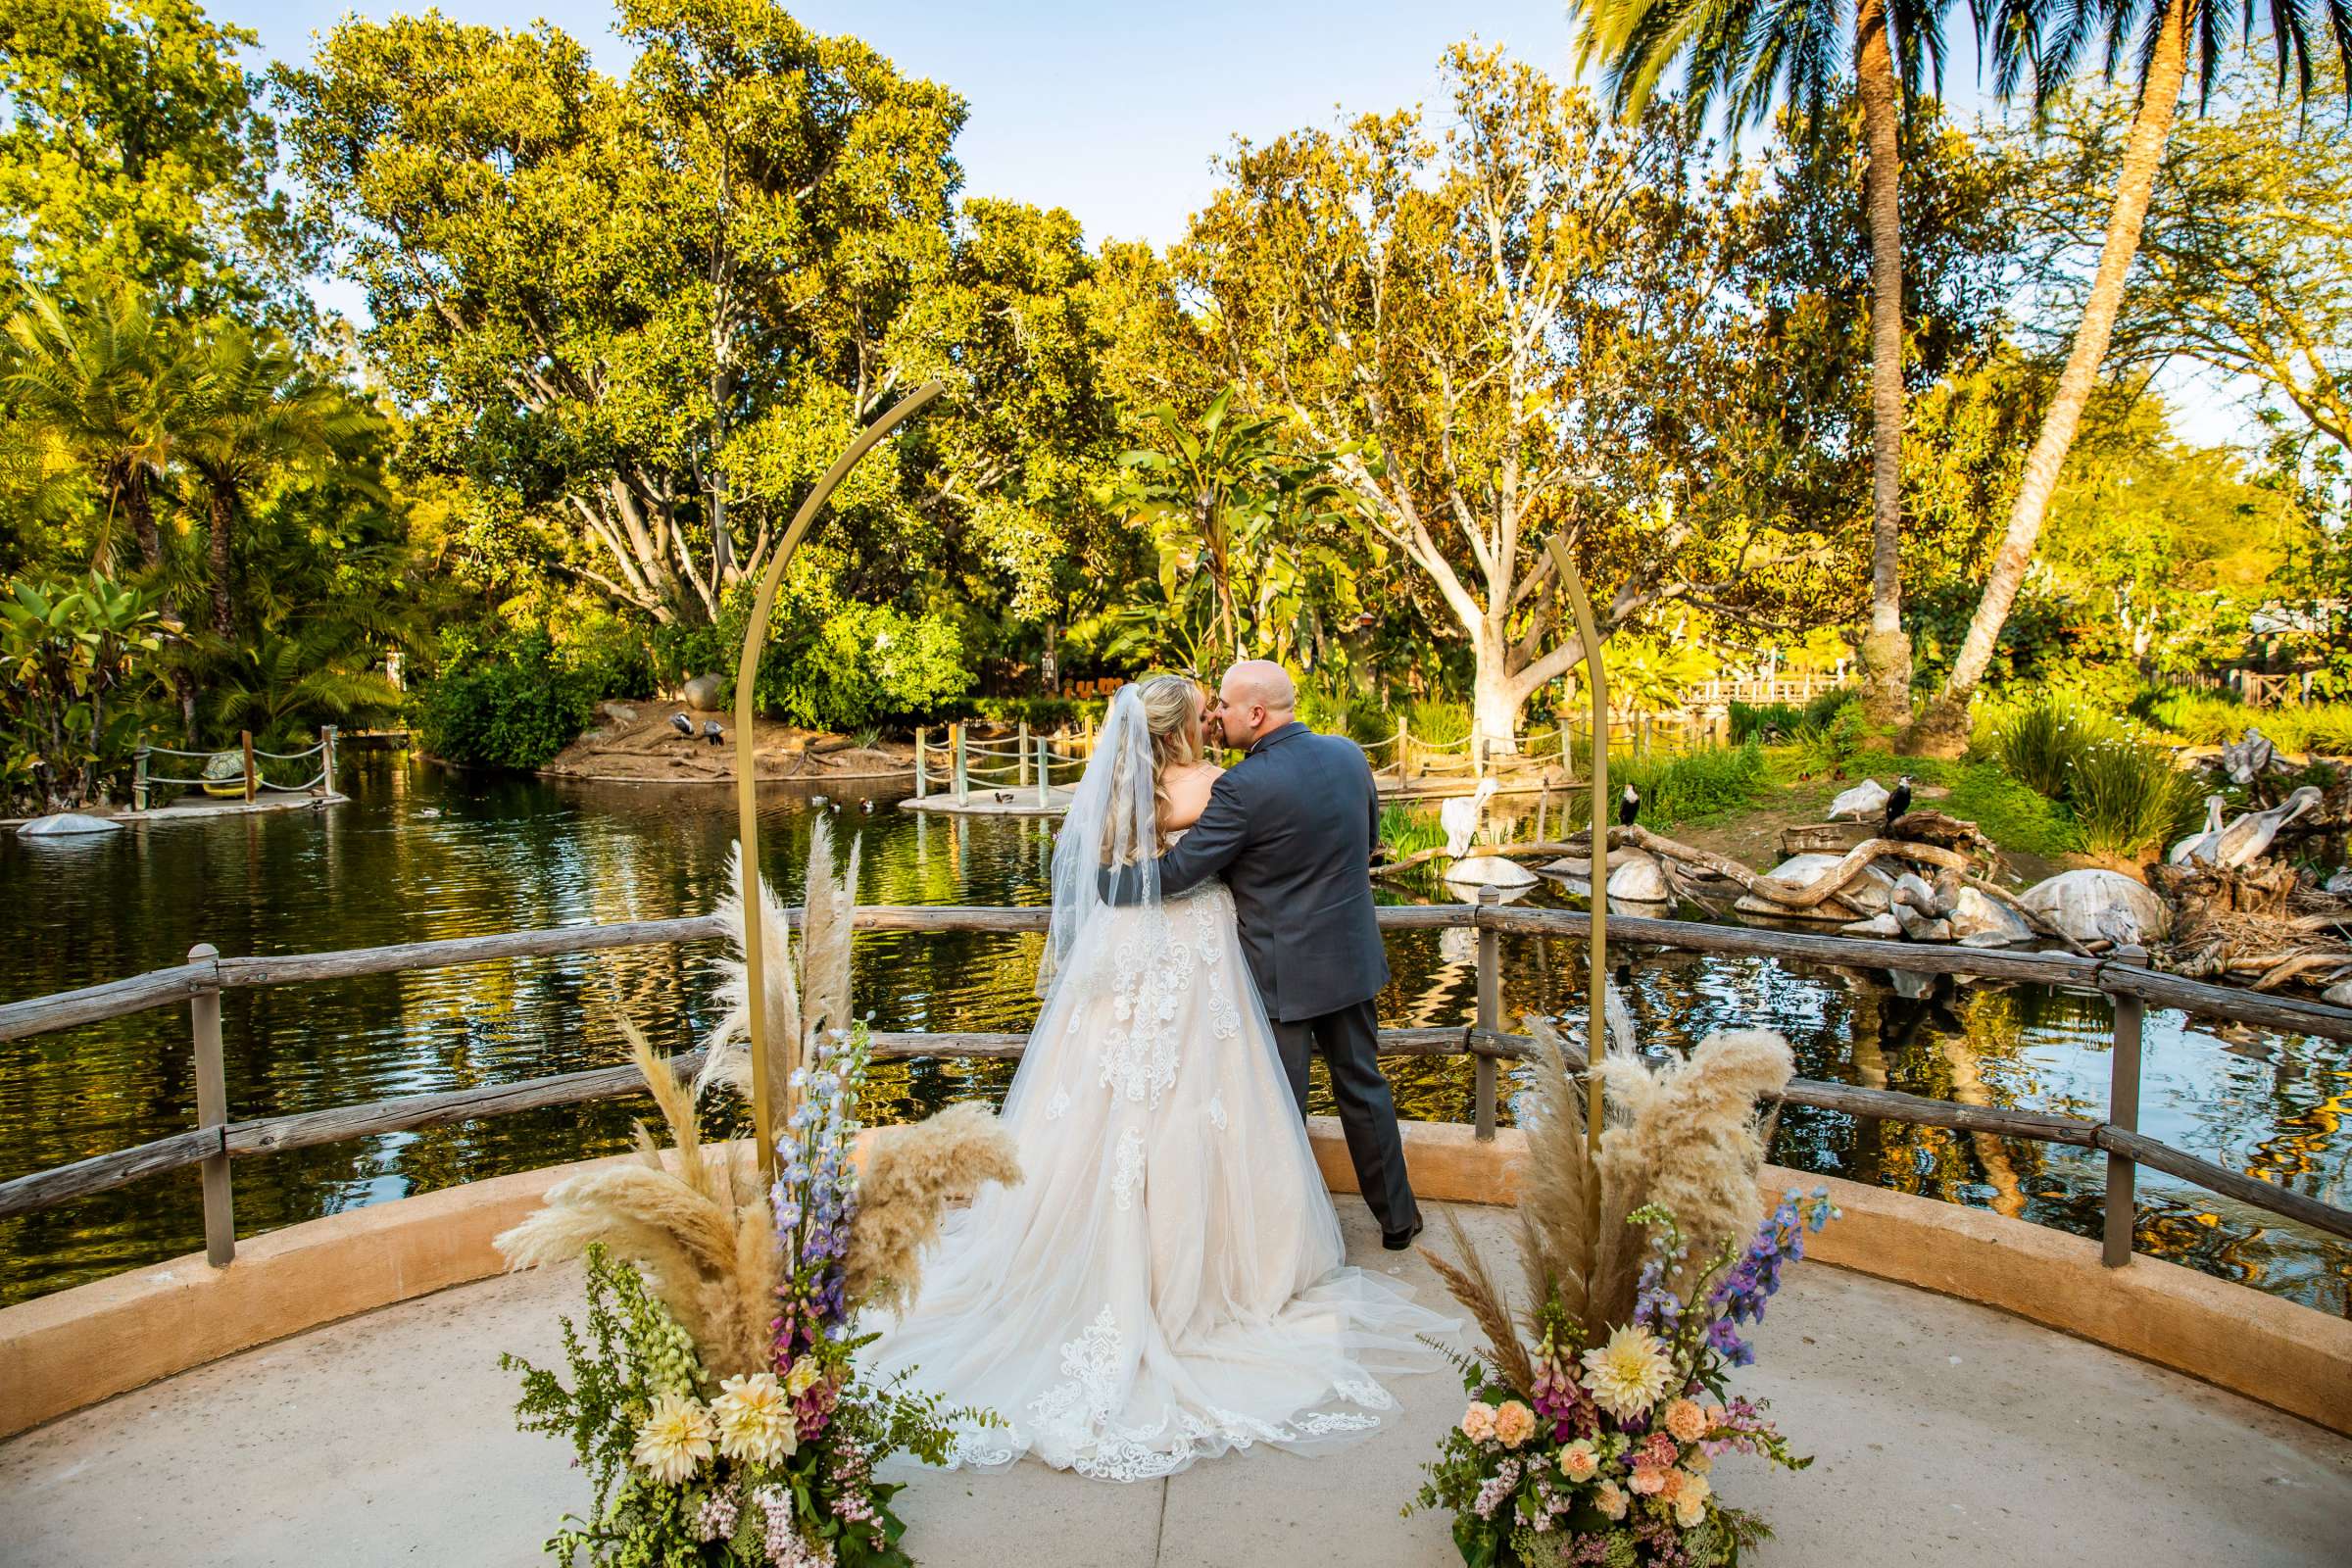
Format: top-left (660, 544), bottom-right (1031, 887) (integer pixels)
top-left (849, 1101), bottom-right (1022, 1316)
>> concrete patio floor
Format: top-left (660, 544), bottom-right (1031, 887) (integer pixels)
top-left (3, 1201), bottom-right (2346, 1567)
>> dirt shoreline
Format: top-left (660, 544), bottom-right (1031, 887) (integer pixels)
top-left (538, 700), bottom-right (918, 785)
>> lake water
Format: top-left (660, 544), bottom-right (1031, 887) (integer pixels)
top-left (3, 754), bottom-right (2344, 1315)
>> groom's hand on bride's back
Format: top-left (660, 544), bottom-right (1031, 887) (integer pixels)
top-left (1096, 860), bottom-right (1152, 906)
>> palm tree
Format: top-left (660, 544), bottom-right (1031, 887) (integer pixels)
top-left (0, 287), bottom-right (184, 575)
top-left (180, 322), bottom-right (380, 638)
top-left (1909, 0), bottom-right (2352, 753)
top-left (1572, 0), bottom-right (1950, 729)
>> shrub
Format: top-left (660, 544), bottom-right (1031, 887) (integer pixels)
top-left (714, 584), bottom-right (973, 732)
top-left (1729, 701), bottom-right (1804, 743)
top-left (1613, 740), bottom-right (1768, 828)
top-left (971, 695), bottom-right (1084, 731)
top-left (1403, 698), bottom-right (1472, 748)
top-left (555, 608), bottom-right (656, 700)
top-left (1300, 683), bottom-right (1401, 749)
top-left (1991, 694), bottom-right (2099, 799)
top-left (2067, 732), bottom-right (2204, 858)
top-left (415, 629), bottom-right (600, 770)
top-left (1788, 705), bottom-right (1869, 778)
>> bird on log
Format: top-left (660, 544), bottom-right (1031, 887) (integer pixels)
top-left (1619, 783), bottom-right (1642, 828)
top-left (1884, 774), bottom-right (1914, 834)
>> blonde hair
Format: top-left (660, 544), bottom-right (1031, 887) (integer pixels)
top-left (1103, 673), bottom-right (1202, 860)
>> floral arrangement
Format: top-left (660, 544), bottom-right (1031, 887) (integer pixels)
top-left (1410, 1020), bottom-right (1838, 1568)
top-left (498, 824), bottom-right (1021, 1567)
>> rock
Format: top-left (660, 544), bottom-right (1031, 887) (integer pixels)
top-left (1841, 911), bottom-right (1903, 939)
top-left (2327, 978), bottom-right (2352, 1008)
top-left (1604, 849), bottom-right (1671, 903)
top-left (2327, 869), bottom-right (2352, 898)
top-left (1828, 779), bottom-right (1889, 822)
top-left (2016, 869), bottom-right (2174, 946)
top-left (599, 701), bottom-right (639, 727)
top-left (1946, 886), bottom-right (2032, 948)
top-left (679, 673), bottom-right (725, 710)
top-left (1443, 855), bottom-right (1540, 890)
top-left (17, 811), bottom-right (123, 837)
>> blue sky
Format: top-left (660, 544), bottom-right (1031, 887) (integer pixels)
top-left (229, 1), bottom-right (2251, 444)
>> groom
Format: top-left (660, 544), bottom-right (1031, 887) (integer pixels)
top-left (1140, 661), bottom-right (1423, 1250)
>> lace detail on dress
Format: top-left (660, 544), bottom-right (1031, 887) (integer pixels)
top-left (1206, 1096), bottom-right (1228, 1132)
top-left (1045, 1086), bottom-right (1071, 1121)
top-left (1098, 927), bottom-right (1188, 1107)
top-left (1111, 1126), bottom-right (1146, 1210)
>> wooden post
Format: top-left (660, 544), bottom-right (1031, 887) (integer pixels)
top-left (1536, 781), bottom-right (1548, 846)
top-left (1399, 715), bottom-right (1413, 778)
top-left (132, 747), bottom-right (149, 812)
top-left (240, 730), bottom-right (257, 803)
top-left (1018, 719), bottom-right (1031, 787)
top-left (188, 942), bottom-right (233, 1268)
top-left (1036, 735), bottom-right (1051, 808)
top-left (2103, 995), bottom-right (2145, 1268)
top-left (319, 726), bottom-right (338, 797)
top-left (913, 726), bottom-right (928, 798)
top-left (953, 722), bottom-right (968, 805)
top-left (1474, 890), bottom-right (1499, 1141)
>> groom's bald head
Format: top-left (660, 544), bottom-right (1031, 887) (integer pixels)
top-left (1214, 660), bottom-right (1296, 748)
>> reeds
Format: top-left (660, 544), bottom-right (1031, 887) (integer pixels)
top-left (848, 1101), bottom-right (1023, 1316)
top-left (695, 819), bottom-right (860, 1105)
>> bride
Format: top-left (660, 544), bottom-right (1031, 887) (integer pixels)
top-left (861, 673), bottom-right (1452, 1482)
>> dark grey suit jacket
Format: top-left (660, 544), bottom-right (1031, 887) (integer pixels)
top-left (1149, 721), bottom-right (1389, 1023)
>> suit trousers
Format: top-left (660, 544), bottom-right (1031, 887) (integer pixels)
top-left (1266, 999), bottom-right (1422, 1239)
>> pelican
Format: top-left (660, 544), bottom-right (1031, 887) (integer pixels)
top-left (1441, 777), bottom-right (1500, 858)
top-left (668, 712), bottom-right (694, 738)
top-left (2167, 795), bottom-right (2227, 864)
top-left (702, 719), bottom-right (723, 747)
top-left (2174, 786), bottom-right (2324, 868)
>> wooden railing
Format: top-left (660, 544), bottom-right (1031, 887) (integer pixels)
top-left (3, 904), bottom-right (2349, 1288)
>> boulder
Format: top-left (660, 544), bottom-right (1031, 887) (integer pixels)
top-left (1443, 855), bottom-right (1540, 890)
top-left (679, 672), bottom-right (725, 710)
top-left (1604, 849), bottom-right (1671, 903)
top-left (1827, 778), bottom-right (1890, 822)
top-left (2326, 869), bottom-right (2352, 898)
top-left (2016, 868), bottom-right (2174, 946)
top-left (17, 811), bottom-right (124, 837)
top-left (2327, 978), bottom-right (2352, 1008)
top-left (599, 701), bottom-right (640, 728)
top-left (1946, 886), bottom-right (2032, 948)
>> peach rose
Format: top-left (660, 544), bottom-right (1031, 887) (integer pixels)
top-left (1492, 1400), bottom-right (1537, 1448)
top-left (1460, 1400), bottom-right (1497, 1443)
top-left (1593, 1480), bottom-right (1629, 1521)
top-left (1662, 1397), bottom-right (1709, 1444)
top-left (1558, 1439), bottom-right (1599, 1483)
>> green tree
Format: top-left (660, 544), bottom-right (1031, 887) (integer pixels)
top-left (1911, 1), bottom-right (2352, 752)
top-left (0, 285), bottom-right (183, 576)
top-left (1180, 46), bottom-right (1826, 753)
top-left (0, 0), bottom-right (306, 312)
top-left (276, 3), bottom-right (965, 626)
top-left (0, 568), bottom-right (161, 808)
top-left (1571, 0), bottom-right (1956, 727)
top-left (180, 319), bottom-right (380, 638)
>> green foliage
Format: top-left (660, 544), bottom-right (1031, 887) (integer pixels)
top-left (1730, 688), bottom-right (1855, 744)
top-left (716, 574), bottom-right (972, 732)
top-left (1379, 804), bottom-right (1448, 858)
top-left (0, 570), bottom-right (162, 809)
top-left (2138, 689), bottom-right (2352, 756)
top-left (1989, 693), bottom-right (2099, 799)
top-left (968, 695), bottom-right (1084, 730)
top-left (1298, 682), bottom-right (1398, 748)
top-left (2067, 733), bottom-right (2205, 859)
top-left (1405, 699), bottom-right (1473, 749)
top-left (1613, 740), bottom-right (1770, 828)
top-left (1937, 760), bottom-right (2082, 859)
top-left (1786, 704), bottom-right (1868, 778)
top-left (415, 628), bottom-right (600, 771)
top-left (556, 609), bottom-right (657, 703)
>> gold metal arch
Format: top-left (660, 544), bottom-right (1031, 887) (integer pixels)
top-left (1544, 535), bottom-right (1609, 1152)
top-left (734, 381), bottom-right (947, 1181)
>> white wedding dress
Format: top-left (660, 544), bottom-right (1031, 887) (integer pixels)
top-left (860, 696), bottom-right (1451, 1483)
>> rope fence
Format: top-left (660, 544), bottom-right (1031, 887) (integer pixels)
top-left (131, 729), bottom-right (341, 810)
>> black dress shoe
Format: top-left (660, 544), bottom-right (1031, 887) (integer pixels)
top-left (1382, 1219), bottom-right (1424, 1251)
